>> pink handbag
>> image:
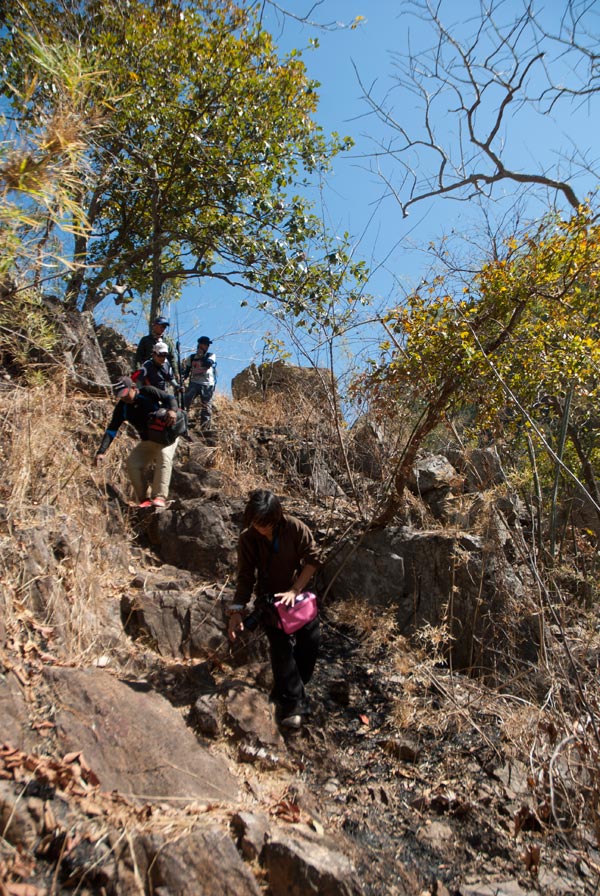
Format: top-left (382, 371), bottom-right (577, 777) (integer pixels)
top-left (274, 592), bottom-right (318, 634)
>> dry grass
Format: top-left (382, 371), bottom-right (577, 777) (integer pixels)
top-left (211, 388), bottom-right (342, 497)
top-left (1, 379), bottom-right (137, 665)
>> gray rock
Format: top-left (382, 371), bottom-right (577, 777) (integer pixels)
top-left (121, 588), bottom-right (225, 658)
top-left (191, 694), bottom-right (221, 738)
top-left (153, 498), bottom-right (238, 576)
top-left (43, 296), bottom-right (111, 390)
top-left (231, 811), bottom-right (270, 861)
top-left (408, 454), bottom-right (460, 495)
top-left (324, 525), bottom-right (537, 674)
top-left (133, 828), bottom-right (261, 895)
top-left (262, 826), bottom-right (362, 896)
top-left (231, 360), bottom-right (331, 407)
top-left (444, 446), bottom-right (506, 492)
top-left (44, 666), bottom-right (238, 804)
top-left (224, 685), bottom-right (283, 748)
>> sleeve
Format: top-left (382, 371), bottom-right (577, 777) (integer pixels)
top-left (135, 336), bottom-right (150, 366)
top-left (97, 402), bottom-right (125, 455)
top-left (140, 385), bottom-right (177, 411)
top-left (294, 518), bottom-right (322, 569)
top-left (234, 530), bottom-right (257, 605)
top-left (203, 352), bottom-right (216, 369)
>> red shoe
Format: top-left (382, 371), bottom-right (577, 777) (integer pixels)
top-left (138, 500), bottom-right (153, 508)
top-left (151, 496), bottom-right (167, 507)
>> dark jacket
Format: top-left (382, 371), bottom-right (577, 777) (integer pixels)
top-left (97, 385), bottom-right (177, 455)
top-left (135, 334), bottom-right (175, 367)
top-left (141, 358), bottom-right (176, 392)
top-left (234, 514), bottom-right (321, 605)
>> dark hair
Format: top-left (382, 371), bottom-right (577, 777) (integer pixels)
top-left (243, 489), bottom-right (283, 529)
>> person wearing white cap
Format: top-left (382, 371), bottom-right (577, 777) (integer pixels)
top-left (94, 377), bottom-right (183, 508)
top-left (139, 340), bottom-right (177, 393)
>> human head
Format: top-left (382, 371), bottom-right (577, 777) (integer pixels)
top-left (113, 376), bottom-right (138, 402)
top-left (243, 489), bottom-right (283, 530)
top-left (152, 340), bottom-right (169, 361)
top-left (197, 336), bottom-right (211, 349)
top-left (151, 315), bottom-right (169, 336)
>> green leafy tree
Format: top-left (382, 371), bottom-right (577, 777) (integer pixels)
top-left (2, 0), bottom-right (361, 325)
top-left (363, 211), bottom-right (600, 527)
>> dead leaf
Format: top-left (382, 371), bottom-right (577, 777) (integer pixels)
top-left (359, 714), bottom-right (370, 726)
top-left (63, 751), bottom-right (82, 765)
top-left (6, 884), bottom-right (45, 895)
top-left (272, 799), bottom-right (301, 823)
top-left (521, 844), bottom-right (541, 874)
top-left (31, 721), bottom-right (55, 733)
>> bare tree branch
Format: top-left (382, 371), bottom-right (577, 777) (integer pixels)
top-left (358, 0), bottom-right (598, 216)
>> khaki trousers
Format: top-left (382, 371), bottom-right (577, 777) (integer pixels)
top-left (126, 438), bottom-right (179, 502)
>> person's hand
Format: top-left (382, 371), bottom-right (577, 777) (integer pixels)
top-left (165, 410), bottom-right (177, 425)
top-left (94, 453), bottom-right (105, 467)
top-left (275, 590), bottom-right (297, 607)
top-left (227, 611), bottom-right (244, 642)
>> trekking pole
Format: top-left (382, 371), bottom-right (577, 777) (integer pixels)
top-left (174, 309), bottom-right (185, 411)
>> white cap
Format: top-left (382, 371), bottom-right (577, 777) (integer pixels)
top-left (153, 340), bottom-right (169, 354)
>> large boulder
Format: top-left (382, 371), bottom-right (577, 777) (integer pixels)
top-left (262, 825), bottom-right (362, 896)
top-left (407, 454), bottom-right (463, 519)
top-left (444, 446), bottom-right (506, 492)
top-left (42, 296), bottom-right (111, 390)
top-left (132, 829), bottom-right (262, 896)
top-left (231, 360), bottom-right (331, 407)
top-left (151, 495), bottom-right (241, 576)
top-left (44, 666), bottom-right (238, 803)
top-left (121, 586), bottom-right (225, 657)
top-left (323, 518), bottom-right (537, 676)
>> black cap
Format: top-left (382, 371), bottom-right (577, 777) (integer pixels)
top-left (113, 376), bottom-right (135, 397)
top-left (197, 335), bottom-right (212, 345)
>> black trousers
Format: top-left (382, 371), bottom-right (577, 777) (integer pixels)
top-left (265, 616), bottom-right (320, 717)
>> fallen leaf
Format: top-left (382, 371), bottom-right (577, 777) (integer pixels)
top-left (359, 714), bottom-right (370, 726)
top-left (63, 752), bottom-right (82, 764)
top-left (6, 883), bottom-right (45, 895)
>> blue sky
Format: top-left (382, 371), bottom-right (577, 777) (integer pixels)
top-left (98, 1), bottom-right (598, 392)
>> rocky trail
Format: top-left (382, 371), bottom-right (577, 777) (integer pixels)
top-left (1, 389), bottom-right (598, 896)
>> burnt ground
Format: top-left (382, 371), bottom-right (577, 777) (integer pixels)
top-left (251, 612), bottom-right (598, 896)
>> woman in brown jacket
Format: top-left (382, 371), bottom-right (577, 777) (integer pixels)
top-left (227, 490), bottom-right (321, 729)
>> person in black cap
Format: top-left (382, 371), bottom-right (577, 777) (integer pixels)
top-left (94, 376), bottom-right (181, 507)
top-left (182, 336), bottom-right (216, 430)
top-left (135, 315), bottom-right (171, 366)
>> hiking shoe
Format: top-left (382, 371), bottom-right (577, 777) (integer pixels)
top-left (138, 499), bottom-right (153, 509)
top-left (152, 496), bottom-right (167, 507)
top-left (280, 714), bottom-right (302, 730)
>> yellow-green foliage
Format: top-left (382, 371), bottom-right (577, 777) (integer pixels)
top-left (363, 209), bottom-right (600, 503)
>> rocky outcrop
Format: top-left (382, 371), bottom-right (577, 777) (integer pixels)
top-left (323, 518), bottom-right (537, 676)
top-left (42, 295), bottom-right (112, 390)
top-left (95, 323), bottom-right (135, 381)
top-left (150, 495), bottom-right (240, 576)
top-left (231, 359), bottom-right (331, 407)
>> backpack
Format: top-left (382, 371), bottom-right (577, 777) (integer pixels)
top-left (147, 408), bottom-right (188, 445)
